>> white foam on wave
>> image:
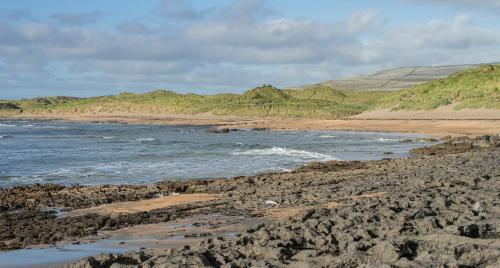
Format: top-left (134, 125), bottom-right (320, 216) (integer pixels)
top-left (320, 135), bottom-right (336, 138)
top-left (377, 138), bottom-right (398, 142)
top-left (135, 137), bottom-right (159, 142)
top-left (232, 147), bottom-right (336, 160)
top-left (0, 123), bottom-right (15, 127)
top-left (101, 136), bottom-right (115, 139)
top-left (16, 124), bottom-right (71, 129)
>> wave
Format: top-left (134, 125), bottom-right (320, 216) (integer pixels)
top-left (134, 137), bottom-right (161, 144)
top-left (0, 123), bottom-right (15, 127)
top-left (82, 135), bottom-right (116, 140)
top-left (0, 135), bottom-right (13, 139)
top-left (232, 147), bottom-right (336, 160)
top-left (17, 124), bottom-right (71, 129)
top-left (320, 135), bottom-right (336, 138)
top-left (377, 138), bottom-right (399, 142)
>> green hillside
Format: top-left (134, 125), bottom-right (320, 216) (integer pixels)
top-left (243, 84), bottom-right (290, 100)
top-left (0, 85), bottom-right (386, 119)
top-left (2, 64), bottom-right (498, 119)
top-left (284, 84), bottom-right (346, 102)
top-left (376, 64), bottom-right (500, 110)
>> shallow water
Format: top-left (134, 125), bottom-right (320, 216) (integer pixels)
top-left (0, 215), bottom-right (257, 268)
top-left (0, 240), bottom-right (129, 268)
top-left (0, 120), bottom-right (434, 187)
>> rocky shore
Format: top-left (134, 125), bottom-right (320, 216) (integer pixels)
top-left (1, 136), bottom-right (499, 267)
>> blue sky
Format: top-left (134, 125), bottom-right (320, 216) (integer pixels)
top-left (0, 0), bottom-right (499, 98)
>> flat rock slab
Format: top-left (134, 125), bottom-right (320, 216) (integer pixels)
top-left (66, 193), bottom-right (219, 217)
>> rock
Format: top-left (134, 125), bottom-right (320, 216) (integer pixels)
top-left (454, 244), bottom-right (500, 267)
top-left (264, 200), bottom-right (278, 206)
top-left (368, 241), bottom-right (401, 263)
top-left (207, 128), bottom-right (230, 134)
top-left (415, 138), bottom-right (439, 143)
top-left (458, 223), bottom-right (497, 239)
top-left (410, 135), bottom-right (500, 155)
top-left (292, 250), bottom-right (319, 261)
top-left (109, 264), bottom-right (138, 268)
top-left (472, 201), bottom-right (482, 213)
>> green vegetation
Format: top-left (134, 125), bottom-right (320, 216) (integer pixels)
top-left (2, 65), bottom-right (498, 119)
top-left (0, 101), bottom-right (20, 110)
top-left (1, 85), bottom-right (386, 119)
top-left (376, 64), bottom-right (500, 110)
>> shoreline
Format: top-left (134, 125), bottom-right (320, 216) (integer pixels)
top-left (1, 135), bottom-right (499, 267)
top-left (2, 113), bottom-right (500, 137)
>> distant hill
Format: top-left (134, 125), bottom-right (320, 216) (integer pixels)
top-left (375, 64), bottom-right (500, 110)
top-left (291, 63), bottom-right (497, 91)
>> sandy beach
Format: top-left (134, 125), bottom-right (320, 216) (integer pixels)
top-left (3, 111), bottom-right (500, 137)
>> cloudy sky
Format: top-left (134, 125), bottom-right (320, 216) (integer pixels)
top-left (1, 0), bottom-right (499, 99)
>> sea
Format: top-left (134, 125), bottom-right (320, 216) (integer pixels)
top-left (0, 120), bottom-right (435, 188)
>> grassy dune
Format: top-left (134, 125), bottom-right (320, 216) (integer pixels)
top-left (0, 85), bottom-right (386, 119)
top-left (376, 65), bottom-right (500, 111)
top-left (1, 65), bottom-right (498, 119)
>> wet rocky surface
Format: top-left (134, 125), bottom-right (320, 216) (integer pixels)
top-left (0, 180), bottom-right (216, 212)
top-left (1, 136), bottom-right (499, 267)
top-left (410, 134), bottom-right (500, 156)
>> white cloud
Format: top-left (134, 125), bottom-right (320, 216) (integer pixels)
top-left (117, 22), bottom-right (157, 35)
top-left (160, 0), bottom-right (203, 20)
top-left (0, 0), bottom-right (499, 98)
top-left (347, 10), bottom-right (382, 33)
top-left (408, 0), bottom-right (500, 13)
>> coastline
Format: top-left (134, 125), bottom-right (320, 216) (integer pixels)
top-left (2, 112), bottom-right (500, 137)
top-left (1, 135), bottom-right (499, 267)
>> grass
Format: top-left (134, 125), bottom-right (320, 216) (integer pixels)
top-left (0, 85), bottom-right (387, 119)
top-left (1, 65), bottom-right (498, 119)
top-left (376, 64), bottom-right (500, 111)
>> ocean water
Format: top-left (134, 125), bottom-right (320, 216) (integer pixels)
top-left (0, 120), bottom-right (435, 187)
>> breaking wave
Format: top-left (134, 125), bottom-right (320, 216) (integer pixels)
top-left (377, 138), bottom-right (399, 142)
top-left (134, 137), bottom-right (161, 144)
top-left (232, 147), bottom-right (336, 161)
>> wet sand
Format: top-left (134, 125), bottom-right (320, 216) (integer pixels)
top-left (66, 193), bottom-right (219, 217)
top-left (3, 112), bottom-right (500, 137)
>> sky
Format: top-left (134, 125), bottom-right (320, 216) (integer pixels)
top-left (1, 0), bottom-right (500, 99)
